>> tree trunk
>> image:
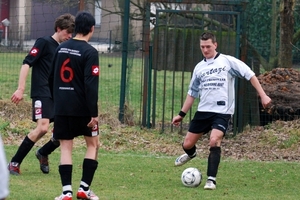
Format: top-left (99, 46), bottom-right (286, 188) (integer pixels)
top-left (270, 0), bottom-right (277, 58)
top-left (278, 0), bottom-right (295, 68)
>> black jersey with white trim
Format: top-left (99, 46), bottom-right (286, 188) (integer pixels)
top-left (23, 36), bottom-right (59, 98)
top-left (51, 39), bottom-right (99, 117)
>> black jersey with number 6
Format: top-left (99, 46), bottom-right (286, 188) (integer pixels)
top-left (50, 39), bottom-right (99, 117)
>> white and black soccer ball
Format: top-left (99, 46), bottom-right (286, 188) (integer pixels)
top-left (181, 167), bottom-right (202, 187)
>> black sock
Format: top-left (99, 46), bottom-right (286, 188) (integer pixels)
top-left (207, 147), bottom-right (221, 178)
top-left (80, 158), bottom-right (98, 190)
top-left (38, 138), bottom-right (60, 156)
top-left (59, 164), bottom-right (73, 191)
top-left (11, 136), bottom-right (34, 164)
top-left (182, 144), bottom-right (196, 158)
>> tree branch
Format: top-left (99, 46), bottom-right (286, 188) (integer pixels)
top-left (247, 41), bottom-right (272, 71)
top-left (292, 28), bottom-right (300, 44)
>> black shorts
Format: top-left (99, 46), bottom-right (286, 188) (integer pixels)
top-left (188, 111), bottom-right (231, 135)
top-left (53, 115), bottom-right (99, 140)
top-left (31, 97), bottom-right (54, 122)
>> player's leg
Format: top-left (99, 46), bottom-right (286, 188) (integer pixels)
top-left (8, 117), bottom-right (49, 175)
top-left (35, 98), bottom-right (60, 174)
top-left (35, 131), bottom-right (60, 174)
top-left (54, 116), bottom-right (74, 200)
top-left (175, 111), bottom-right (211, 166)
top-left (204, 129), bottom-right (223, 190)
top-left (76, 135), bottom-right (99, 200)
top-left (204, 113), bottom-right (231, 190)
top-left (76, 117), bottom-right (99, 200)
top-left (55, 139), bottom-right (73, 200)
top-left (175, 132), bottom-right (203, 166)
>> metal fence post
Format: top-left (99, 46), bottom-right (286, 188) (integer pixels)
top-left (118, 0), bottom-right (130, 123)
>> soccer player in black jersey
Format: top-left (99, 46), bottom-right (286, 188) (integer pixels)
top-left (8, 13), bottom-right (75, 175)
top-left (50, 11), bottom-right (100, 200)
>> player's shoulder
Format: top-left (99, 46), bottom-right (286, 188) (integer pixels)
top-left (34, 36), bottom-right (56, 46)
top-left (37, 36), bottom-right (52, 42)
top-left (85, 43), bottom-right (98, 54)
top-left (218, 53), bottom-right (237, 60)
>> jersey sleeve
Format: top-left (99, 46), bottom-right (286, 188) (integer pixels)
top-left (84, 49), bottom-right (99, 117)
top-left (23, 38), bottom-right (46, 67)
top-left (226, 55), bottom-right (255, 80)
top-left (187, 64), bottom-right (201, 98)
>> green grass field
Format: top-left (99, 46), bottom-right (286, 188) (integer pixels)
top-left (2, 98), bottom-right (300, 200)
top-left (4, 145), bottom-right (300, 200)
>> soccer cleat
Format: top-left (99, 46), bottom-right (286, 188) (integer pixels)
top-left (36, 149), bottom-right (49, 174)
top-left (174, 153), bottom-right (196, 166)
top-left (8, 162), bottom-right (21, 175)
top-left (76, 188), bottom-right (99, 200)
top-left (54, 192), bottom-right (72, 200)
top-left (204, 180), bottom-right (216, 190)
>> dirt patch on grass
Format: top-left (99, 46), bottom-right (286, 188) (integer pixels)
top-left (1, 100), bottom-right (300, 162)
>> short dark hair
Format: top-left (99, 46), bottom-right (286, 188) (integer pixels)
top-left (200, 32), bottom-right (217, 43)
top-left (54, 13), bottom-right (75, 33)
top-left (74, 11), bottom-right (95, 36)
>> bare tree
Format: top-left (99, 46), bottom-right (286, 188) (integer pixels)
top-left (278, 0), bottom-right (295, 68)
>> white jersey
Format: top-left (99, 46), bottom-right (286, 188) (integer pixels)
top-left (0, 135), bottom-right (9, 199)
top-left (188, 53), bottom-right (255, 114)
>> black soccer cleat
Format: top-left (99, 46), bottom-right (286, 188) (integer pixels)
top-left (35, 149), bottom-right (49, 174)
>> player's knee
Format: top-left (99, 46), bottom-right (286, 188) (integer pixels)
top-left (39, 127), bottom-right (48, 135)
top-left (182, 140), bottom-right (195, 149)
top-left (209, 137), bottom-right (221, 147)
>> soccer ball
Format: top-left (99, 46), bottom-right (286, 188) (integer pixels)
top-left (181, 167), bottom-right (202, 187)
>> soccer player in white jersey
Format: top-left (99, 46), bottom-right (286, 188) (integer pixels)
top-left (172, 32), bottom-right (271, 190)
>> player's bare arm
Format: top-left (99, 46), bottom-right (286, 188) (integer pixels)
top-left (249, 76), bottom-right (271, 108)
top-left (11, 64), bottom-right (30, 105)
top-left (172, 95), bottom-right (195, 126)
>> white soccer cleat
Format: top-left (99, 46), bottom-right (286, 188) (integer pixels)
top-left (76, 188), bottom-right (99, 200)
top-left (204, 180), bottom-right (216, 190)
top-left (174, 153), bottom-right (196, 166)
top-left (54, 192), bottom-right (72, 200)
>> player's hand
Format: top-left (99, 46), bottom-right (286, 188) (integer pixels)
top-left (87, 117), bottom-right (98, 128)
top-left (11, 89), bottom-right (24, 105)
top-left (172, 115), bottom-right (183, 126)
top-left (261, 94), bottom-right (272, 109)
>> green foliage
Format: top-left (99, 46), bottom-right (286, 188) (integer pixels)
top-left (280, 129), bottom-right (300, 149)
top-left (245, 0), bottom-right (275, 59)
top-left (0, 119), bottom-right (34, 137)
top-left (246, 0), bottom-right (300, 63)
top-left (0, 119), bottom-right (10, 136)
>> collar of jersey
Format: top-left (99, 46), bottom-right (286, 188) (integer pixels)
top-left (204, 52), bottom-right (220, 62)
